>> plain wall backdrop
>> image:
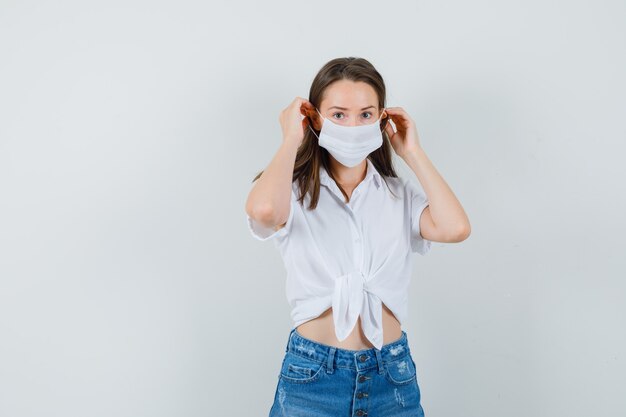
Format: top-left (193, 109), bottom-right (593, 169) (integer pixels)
top-left (1, 0), bottom-right (624, 416)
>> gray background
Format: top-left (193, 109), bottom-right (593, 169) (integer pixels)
top-left (1, 0), bottom-right (624, 416)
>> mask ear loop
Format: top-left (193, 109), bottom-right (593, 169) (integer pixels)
top-left (307, 107), bottom-right (325, 140)
top-left (308, 124), bottom-right (320, 140)
top-left (307, 108), bottom-right (322, 139)
top-left (379, 107), bottom-right (389, 131)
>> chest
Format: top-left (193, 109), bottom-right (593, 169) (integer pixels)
top-left (293, 182), bottom-right (410, 270)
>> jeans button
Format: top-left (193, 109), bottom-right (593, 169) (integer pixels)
top-left (359, 354), bottom-right (367, 362)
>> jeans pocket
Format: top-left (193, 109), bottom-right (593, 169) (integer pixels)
top-left (279, 351), bottom-right (326, 384)
top-left (410, 355), bottom-right (422, 396)
top-left (384, 354), bottom-right (417, 386)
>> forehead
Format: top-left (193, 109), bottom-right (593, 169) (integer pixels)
top-left (320, 79), bottom-right (378, 110)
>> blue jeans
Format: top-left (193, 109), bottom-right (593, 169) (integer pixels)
top-left (269, 327), bottom-right (425, 417)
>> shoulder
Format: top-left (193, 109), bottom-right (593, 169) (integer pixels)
top-left (383, 175), bottom-right (404, 189)
top-left (380, 175), bottom-right (409, 198)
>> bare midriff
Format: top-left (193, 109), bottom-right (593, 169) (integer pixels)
top-left (295, 302), bottom-right (403, 350)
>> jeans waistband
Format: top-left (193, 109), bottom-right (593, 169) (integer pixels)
top-left (285, 327), bottom-right (412, 374)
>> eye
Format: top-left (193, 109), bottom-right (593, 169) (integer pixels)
top-left (361, 112), bottom-right (372, 119)
top-left (332, 112), bottom-right (345, 119)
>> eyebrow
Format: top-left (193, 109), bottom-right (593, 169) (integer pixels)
top-left (328, 105), bottom-right (376, 111)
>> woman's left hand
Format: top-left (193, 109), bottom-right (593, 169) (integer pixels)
top-left (383, 107), bottom-right (422, 159)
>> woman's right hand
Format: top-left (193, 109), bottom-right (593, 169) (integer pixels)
top-left (279, 96), bottom-right (316, 145)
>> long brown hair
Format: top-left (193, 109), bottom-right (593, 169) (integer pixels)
top-left (252, 57), bottom-right (400, 210)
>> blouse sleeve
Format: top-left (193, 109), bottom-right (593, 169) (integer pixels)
top-left (245, 187), bottom-right (296, 241)
top-left (405, 179), bottom-right (432, 255)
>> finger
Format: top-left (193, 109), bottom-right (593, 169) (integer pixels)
top-left (388, 107), bottom-right (413, 124)
top-left (384, 107), bottom-right (401, 120)
top-left (386, 108), bottom-right (410, 130)
top-left (386, 113), bottom-right (403, 130)
top-left (295, 97), bottom-right (309, 111)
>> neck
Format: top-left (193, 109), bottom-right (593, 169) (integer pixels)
top-left (328, 159), bottom-right (367, 187)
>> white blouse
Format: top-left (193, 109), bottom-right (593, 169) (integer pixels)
top-left (245, 158), bottom-right (432, 350)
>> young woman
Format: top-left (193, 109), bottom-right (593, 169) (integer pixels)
top-left (245, 57), bottom-right (470, 417)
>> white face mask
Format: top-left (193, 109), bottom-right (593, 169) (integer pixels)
top-left (308, 107), bottom-right (387, 168)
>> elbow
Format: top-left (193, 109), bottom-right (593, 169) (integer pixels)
top-left (247, 200), bottom-right (291, 231)
top-left (441, 222), bottom-right (471, 243)
top-left (454, 222), bottom-right (471, 242)
top-left (246, 201), bottom-right (277, 225)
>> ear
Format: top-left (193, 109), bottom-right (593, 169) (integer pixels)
top-left (308, 109), bottom-right (323, 131)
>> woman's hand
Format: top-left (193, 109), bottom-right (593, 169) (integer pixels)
top-left (383, 107), bottom-right (423, 159)
top-left (279, 96), bottom-right (316, 146)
